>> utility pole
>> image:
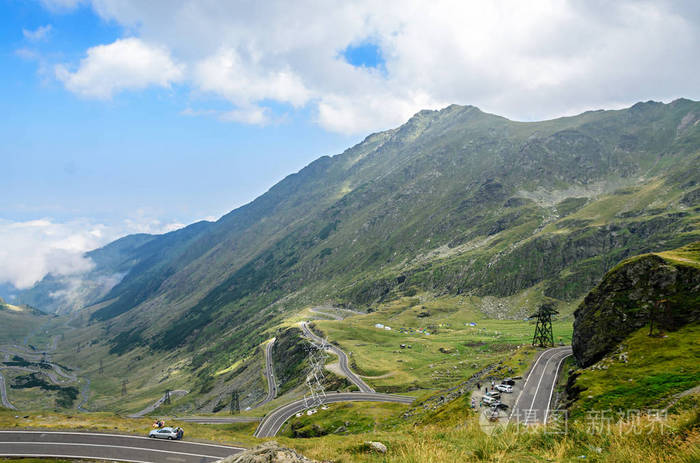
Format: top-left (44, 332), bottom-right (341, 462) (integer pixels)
top-left (99, 359), bottom-right (104, 375)
top-left (230, 390), bottom-right (240, 414)
top-left (164, 389), bottom-right (171, 405)
top-left (121, 379), bottom-right (128, 396)
top-left (531, 302), bottom-right (558, 348)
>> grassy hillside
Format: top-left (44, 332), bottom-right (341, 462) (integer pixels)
top-left (566, 241), bottom-right (700, 417)
top-left (0, 298), bottom-right (47, 344)
top-left (7, 99), bottom-right (700, 414)
top-left (567, 323), bottom-right (700, 418)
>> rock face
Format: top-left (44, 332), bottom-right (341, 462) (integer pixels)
top-left (572, 242), bottom-right (700, 367)
top-left (364, 441), bottom-right (387, 454)
top-left (217, 441), bottom-right (319, 463)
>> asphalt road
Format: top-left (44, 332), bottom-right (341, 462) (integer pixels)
top-left (509, 346), bottom-right (572, 425)
top-left (0, 430), bottom-right (243, 463)
top-left (128, 390), bottom-right (189, 418)
top-left (300, 322), bottom-right (375, 393)
top-left (178, 417), bottom-right (261, 424)
top-left (256, 338), bottom-right (278, 408)
top-left (254, 392), bottom-right (415, 437)
top-left (0, 370), bottom-right (15, 409)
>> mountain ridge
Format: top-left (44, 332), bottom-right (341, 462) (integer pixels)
top-left (11, 100), bottom-right (700, 380)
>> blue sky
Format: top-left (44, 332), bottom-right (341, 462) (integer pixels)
top-left (1, 1), bottom-right (359, 226)
top-left (1, 0), bottom-right (698, 290)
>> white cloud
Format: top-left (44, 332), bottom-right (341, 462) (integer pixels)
top-left (39, 0), bottom-right (85, 12)
top-left (48, 0), bottom-right (700, 133)
top-left (22, 25), bottom-right (52, 42)
top-left (0, 217), bottom-right (185, 290)
top-left (0, 219), bottom-right (101, 289)
top-left (220, 106), bottom-right (269, 125)
top-left (55, 37), bottom-right (184, 99)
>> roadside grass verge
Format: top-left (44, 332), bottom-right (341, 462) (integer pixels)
top-left (275, 409), bottom-right (699, 462)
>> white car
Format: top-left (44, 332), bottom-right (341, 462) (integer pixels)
top-left (481, 395), bottom-right (498, 405)
top-left (496, 384), bottom-right (513, 393)
top-left (148, 427), bottom-right (181, 440)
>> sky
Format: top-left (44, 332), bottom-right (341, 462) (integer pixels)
top-left (1, 0), bottom-right (699, 291)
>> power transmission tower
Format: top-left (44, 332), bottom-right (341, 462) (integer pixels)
top-left (164, 389), bottom-right (171, 405)
top-left (230, 390), bottom-right (239, 414)
top-left (121, 379), bottom-right (128, 396)
top-left (531, 303), bottom-right (558, 347)
top-left (303, 341), bottom-right (328, 409)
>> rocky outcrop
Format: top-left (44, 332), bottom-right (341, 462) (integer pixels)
top-left (572, 242), bottom-right (700, 367)
top-left (217, 441), bottom-right (319, 463)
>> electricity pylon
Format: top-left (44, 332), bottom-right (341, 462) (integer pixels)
top-left (230, 390), bottom-right (240, 414)
top-left (303, 342), bottom-right (328, 408)
top-left (531, 303), bottom-right (558, 347)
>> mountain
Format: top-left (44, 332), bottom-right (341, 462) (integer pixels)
top-left (15, 99), bottom-right (700, 397)
top-left (566, 241), bottom-right (699, 415)
top-left (15, 233), bottom-right (158, 314)
top-left (573, 241), bottom-right (700, 367)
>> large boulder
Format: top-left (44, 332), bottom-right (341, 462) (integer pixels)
top-left (217, 441), bottom-right (319, 463)
top-left (572, 243), bottom-right (700, 367)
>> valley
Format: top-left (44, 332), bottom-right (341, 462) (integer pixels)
top-left (1, 100), bottom-right (699, 462)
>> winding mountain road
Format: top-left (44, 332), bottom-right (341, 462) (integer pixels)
top-left (0, 431), bottom-right (243, 463)
top-left (255, 338), bottom-right (277, 408)
top-left (128, 390), bottom-right (189, 418)
top-left (300, 322), bottom-right (374, 393)
top-left (0, 371), bottom-right (15, 410)
top-left (254, 392), bottom-right (415, 437)
top-left (509, 346), bottom-right (572, 425)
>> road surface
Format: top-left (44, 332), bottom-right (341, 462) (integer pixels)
top-left (0, 371), bottom-right (15, 409)
top-left (300, 322), bottom-right (375, 393)
top-left (254, 392), bottom-right (415, 437)
top-left (309, 307), bottom-right (364, 321)
top-left (128, 390), bottom-right (189, 418)
top-left (509, 346), bottom-right (572, 425)
top-left (0, 430), bottom-right (243, 463)
top-left (178, 416), bottom-right (261, 424)
top-left (255, 338), bottom-right (277, 408)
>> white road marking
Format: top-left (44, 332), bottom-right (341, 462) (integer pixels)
top-left (0, 430), bottom-right (244, 451)
top-left (0, 442), bottom-right (223, 459)
top-left (544, 352), bottom-right (571, 424)
top-left (0, 454), bottom-right (152, 463)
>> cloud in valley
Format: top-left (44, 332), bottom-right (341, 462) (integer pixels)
top-left (0, 218), bottom-right (185, 291)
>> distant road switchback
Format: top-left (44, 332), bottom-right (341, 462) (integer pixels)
top-left (300, 322), bottom-right (374, 393)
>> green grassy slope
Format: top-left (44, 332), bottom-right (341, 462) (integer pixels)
top-left (8, 99), bottom-right (700, 414)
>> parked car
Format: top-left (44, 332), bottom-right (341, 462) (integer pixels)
top-left (481, 395), bottom-right (498, 405)
top-left (496, 384), bottom-right (513, 393)
top-left (485, 391), bottom-right (501, 399)
top-left (148, 427), bottom-right (182, 440)
top-left (502, 378), bottom-right (516, 386)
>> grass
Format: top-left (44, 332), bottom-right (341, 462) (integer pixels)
top-left (310, 294), bottom-right (572, 392)
top-left (282, 402), bottom-right (408, 438)
top-left (0, 306), bottom-right (47, 345)
top-left (273, 408), bottom-right (699, 463)
top-left (569, 323), bottom-right (700, 417)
